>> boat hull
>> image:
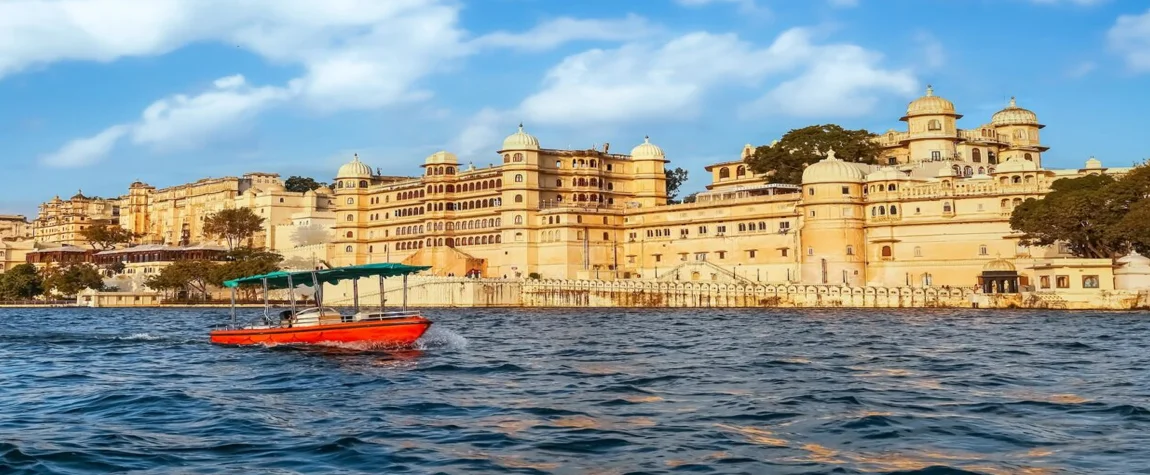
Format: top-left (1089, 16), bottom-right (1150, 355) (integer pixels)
top-left (209, 316), bottom-right (432, 346)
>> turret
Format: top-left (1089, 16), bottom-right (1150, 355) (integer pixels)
top-left (630, 136), bottom-right (669, 207)
top-left (901, 85), bottom-right (961, 162)
top-left (798, 149), bottom-right (867, 286)
top-left (991, 97), bottom-right (1048, 166)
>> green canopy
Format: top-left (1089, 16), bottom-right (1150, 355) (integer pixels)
top-left (223, 263), bottom-right (431, 289)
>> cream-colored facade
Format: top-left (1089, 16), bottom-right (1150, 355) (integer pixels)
top-left (329, 87), bottom-right (1133, 291)
top-left (120, 172), bottom-right (335, 250)
top-left (0, 214), bottom-right (32, 241)
top-left (32, 191), bottom-right (120, 245)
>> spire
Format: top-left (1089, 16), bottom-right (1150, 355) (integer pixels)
top-left (1009, 96), bottom-right (1017, 107)
top-left (353, 153), bottom-right (360, 162)
top-left (925, 84), bottom-right (933, 97)
top-left (644, 135), bottom-right (650, 143)
top-left (518, 123), bottom-right (524, 132)
top-left (826, 148), bottom-right (837, 160)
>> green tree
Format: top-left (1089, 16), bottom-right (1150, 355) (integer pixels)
top-left (682, 192), bottom-right (699, 204)
top-left (0, 264), bottom-right (43, 300)
top-left (283, 176), bottom-right (327, 193)
top-left (211, 248), bottom-right (283, 287)
top-left (746, 124), bottom-right (882, 185)
top-left (145, 260), bottom-right (217, 300)
top-left (1010, 166), bottom-right (1150, 259)
top-left (203, 207), bottom-right (265, 250)
top-left (42, 264), bottom-right (105, 297)
top-left (665, 167), bottom-right (689, 204)
top-left (80, 222), bottom-right (138, 250)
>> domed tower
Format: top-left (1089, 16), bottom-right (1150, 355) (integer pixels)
top-left (332, 154), bottom-right (373, 266)
top-left (630, 136), bottom-right (669, 207)
top-left (798, 150), bottom-right (868, 286)
top-left (901, 85), bottom-right (961, 163)
top-left (498, 124), bottom-right (541, 277)
top-left (991, 97), bottom-right (1048, 167)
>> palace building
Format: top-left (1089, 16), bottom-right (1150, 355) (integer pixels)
top-left (32, 191), bottom-right (120, 245)
top-left (328, 86), bottom-right (1133, 291)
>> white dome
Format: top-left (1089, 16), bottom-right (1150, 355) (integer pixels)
top-left (630, 136), bottom-right (665, 159)
top-left (903, 85), bottom-right (959, 119)
top-left (501, 123), bottom-right (540, 151)
top-left (1117, 250), bottom-right (1150, 266)
top-left (425, 151), bottom-right (458, 165)
top-left (337, 154), bottom-right (373, 178)
top-left (801, 149), bottom-right (866, 184)
top-left (1084, 156), bottom-right (1103, 170)
top-left (983, 257), bottom-right (1016, 272)
top-left (991, 97), bottom-right (1041, 127)
top-left (994, 156), bottom-right (1039, 173)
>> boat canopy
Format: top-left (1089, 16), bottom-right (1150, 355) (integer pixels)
top-left (223, 263), bottom-right (431, 289)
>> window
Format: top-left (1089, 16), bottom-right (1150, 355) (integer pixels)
top-left (736, 166), bottom-right (746, 178)
top-left (698, 226), bottom-right (707, 234)
top-left (972, 148), bottom-right (982, 163)
top-left (888, 157), bottom-right (897, 165)
top-left (695, 252), bottom-right (707, 261)
top-left (780, 249), bottom-right (788, 257)
top-left (809, 210), bottom-right (816, 217)
top-left (846, 245), bottom-right (854, 256)
top-left (807, 247), bottom-right (814, 256)
top-left (914, 246), bottom-right (922, 257)
top-left (346, 214), bottom-right (354, 221)
top-left (513, 153), bottom-right (523, 162)
top-left (779, 221), bottom-right (791, 231)
top-left (889, 205), bottom-right (897, 215)
top-left (1040, 276), bottom-right (1050, 289)
top-left (1056, 275), bottom-right (1070, 289)
top-left (719, 168), bottom-right (730, 179)
top-left (346, 197), bottom-right (354, 204)
top-left (943, 202), bottom-right (953, 213)
top-left (345, 245), bottom-right (353, 253)
top-left (979, 245), bottom-right (987, 256)
top-left (931, 151), bottom-right (941, 160)
top-left (927, 119), bottom-right (941, 131)
top-left (842, 186), bottom-right (850, 194)
top-left (654, 254), bottom-right (662, 262)
top-left (808, 188), bottom-right (815, 195)
top-left (881, 245), bottom-right (892, 258)
top-left (1082, 275), bottom-right (1100, 289)
top-left (514, 194), bottom-right (523, 203)
top-left (515, 174), bottom-right (524, 183)
top-left (514, 215), bottom-right (523, 225)
top-left (748, 250), bottom-right (756, 258)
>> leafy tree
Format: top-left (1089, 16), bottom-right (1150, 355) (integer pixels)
top-left (42, 264), bottom-right (105, 297)
top-left (746, 124), bottom-right (882, 185)
top-left (145, 260), bottom-right (217, 300)
top-left (0, 264), bottom-right (43, 300)
top-left (665, 167), bottom-right (689, 204)
top-left (203, 207), bottom-right (265, 250)
top-left (290, 223), bottom-right (332, 247)
top-left (80, 223), bottom-right (138, 250)
top-left (283, 176), bottom-right (327, 193)
top-left (212, 248), bottom-right (283, 300)
top-left (682, 192), bottom-right (699, 204)
top-left (1010, 166), bottom-right (1150, 259)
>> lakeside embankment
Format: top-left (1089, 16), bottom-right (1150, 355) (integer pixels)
top-left (6, 276), bottom-right (1149, 310)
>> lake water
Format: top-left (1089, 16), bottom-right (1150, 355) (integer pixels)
top-left (1, 307), bottom-right (1148, 474)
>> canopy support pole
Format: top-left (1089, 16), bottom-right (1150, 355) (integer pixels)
top-left (311, 271), bottom-right (322, 308)
top-left (352, 278), bottom-right (360, 315)
top-left (287, 274), bottom-right (297, 319)
top-left (262, 278), bottom-right (270, 322)
top-left (384, 276), bottom-right (393, 312)
top-left (229, 287), bottom-right (236, 325)
top-left (402, 274), bottom-right (408, 313)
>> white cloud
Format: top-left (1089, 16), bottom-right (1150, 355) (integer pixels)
top-left (472, 15), bottom-right (657, 52)
top-left (516, 28), bottom-right (915, 126)
top-left (42, 125), bottom-right (130, 168)
top-left (14, 0), bottom-right (646, 167)
top-left (1108, 8), bottom-right (1150, 73)
top-left (1065, 60), bottom-right (1097, 78)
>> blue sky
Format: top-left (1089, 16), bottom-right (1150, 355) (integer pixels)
top-left (1, 0), bottom-right (1148, 216)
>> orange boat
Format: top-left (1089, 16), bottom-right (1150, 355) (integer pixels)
top-left (210, 263), bottom-right (433, 347)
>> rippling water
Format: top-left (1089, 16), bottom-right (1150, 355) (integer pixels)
top-left (2, 308), bottom-right (1149, 474)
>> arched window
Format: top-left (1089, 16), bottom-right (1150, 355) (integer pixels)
top-left (589, 159), bottom-right (597, 168)
top-left (1015, 130), bottom-right (1027, 139)
top-left (971, 148), bottom-right (982, 163)
top-left (879, 206), bottom-right (886, 216)
top-left (556, 179), bottom-right (563, 187)
top-left (736, 166), bottom-right (746, 178)
top-left (345, 214), bottom-right (354, 221)
top-left (446, 167), bottom-right (455, 175)
top-left (927, 119), bottom-right (941, 131)
top-left (514, 194), bottom-right (523, 203)
top-left (346, 197), bottom-right (354, 204)
top-left (514, 153), bottom-right (524, 162)
top-left (1012, 176), bottom-right (1021, 184)
top-left (871, 207), bottom-right (877, 216)
top-left (914, 246), bottom-right (922, 257)
top-left (345, 231), bottom-right (353, 238)
top-left (978, 167), bottom-right (986, 174)
top-left (943, 202), bottom-right (953, 213)
top-left (988, 151), bottom-right (998, 165)
top-left (503, 154), bottom-right (510, 163)
top-left (515, 174), bottom-right (524, 183)
top-left (345, 245), bottom-right (353, 253)
top-left (964, 166), bottom-right (973, 178)
top-left (1001, 199), bottom-right (1010, 208)
top-left (807, 247), bottom-right (814, 256)
top-left (719, 168), bottom-right (731, 179)
top-left (846, 245), bottom-right (854, 255)
top-left (889, 205), bottom-right (897, 215)
top-left (1024, 153), bottom-right (1033, 161)
top-left (887, 184), bottom-right (896, 191)
top-left (881, 245), bottom-right (892, 258)
top-left (514, 215), bottom-right (523, 225)
top-left (359, 180), bottom-right (368, 188)
top-left (979, 245), bottom-right (988, 256)
top-left (555, 160), bottom-right (562, 168)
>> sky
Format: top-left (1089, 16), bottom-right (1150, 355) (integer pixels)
top-left (1, 0), bottom-right (1148, 216)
